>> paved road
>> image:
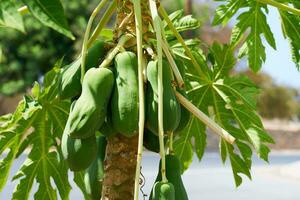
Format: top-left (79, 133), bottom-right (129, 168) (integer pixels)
top-left (1, 152), bottom-right (300, 199)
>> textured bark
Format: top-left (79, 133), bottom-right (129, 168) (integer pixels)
top-left (101, 134), bottom-right (138, 200)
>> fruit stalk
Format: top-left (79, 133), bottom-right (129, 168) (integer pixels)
top-left (132, 1), bottom-right (146, 200)
top-left (149, 0), bottom-right (168, 183)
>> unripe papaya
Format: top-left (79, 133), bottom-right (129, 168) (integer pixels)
top-left (67, 67), bottom-right (114, 139)
top-left (59, 40), bottom-right (107, 100)
top-left (84, 136), bottom-right (107, 200)
top-left (151, 182), bottom-right (175, 200)
top-left (61, 104), bottom-right (98, 171)
top-left (175, 59), bottom-right (191, 132)
top-left (111, 51), bottom-right (139, 137)
top-left (150, 154), bottom-right (189, 200)
top-left (143, 129), bottom-right (166, 153)
top-left (146, 59), bottom-right (181, 135)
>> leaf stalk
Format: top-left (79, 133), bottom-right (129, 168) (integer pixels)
top-left (257, 0), bottom-right (300, 16)
top-left (175, 91), bottom-right (236, 144)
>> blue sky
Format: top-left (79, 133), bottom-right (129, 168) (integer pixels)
top-left (263, 7), bottom-right (300, 89)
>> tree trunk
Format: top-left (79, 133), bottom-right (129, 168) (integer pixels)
top-left (184, 0), bottom-right (193, 38)
top-left (184, 0), bottom-right (193, 15)
top-left (101, 134), bottom-right (138, 200)
top-left (101, 0), bottom-right (151, 199)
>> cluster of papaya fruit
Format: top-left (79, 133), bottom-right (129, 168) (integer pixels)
top-left (59, 39), bottom-right (189, 199)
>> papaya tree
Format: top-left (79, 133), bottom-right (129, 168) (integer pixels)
top-left (0, 0), bottom-right (300, 199)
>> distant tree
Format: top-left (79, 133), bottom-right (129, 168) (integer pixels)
top-left (0, 0), bottom-right (101, 95)
top-left (239, 70), bottom-right (298, 119)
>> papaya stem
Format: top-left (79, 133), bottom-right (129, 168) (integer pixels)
top-left (161, 40), bottom-right (185, 89)
top-left (175, 91), bottom-right (236, 144)
top-left (158, 6), bottom-right (207, 79)
top-left (149, 0), bottom-right (168, 184)
top-left (132, 1), bottom-right (146, 200)
top-left (87, 0), bottom-right (117, 48)
top-left (81, 0), bottom-right (110, 83)
top-left (18, 6), bottom-right (29, 15)
top-left (98, 34), bottom-right (133, 68)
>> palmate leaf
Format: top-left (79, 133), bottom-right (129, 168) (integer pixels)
top-left (0, 65), bottom-right (73, 199)
top-left (174, 43), bottom-right (274, 186)
top-left (213, 1), bottom-right (277, 72)
top-left (164, 9), bottom-right (200, 35)
top-left (279, 10), bottom-right (300, 69)
top-left (0, 0), bottom-right (25, 32)
top-left (22, 0), bottom-right (74, 39)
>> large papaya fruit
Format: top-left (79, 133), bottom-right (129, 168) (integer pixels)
top-left (146, 59), bottom-right (181, 135)
top-left (174, 59), bottom-right (191, 132)
top-left (151, 182), bottom-right (175, 200)
top-left (67, 67), bottom-right (114, 139)
top-left (150, 154), bottom-right (189, 200)
top-left (84, 135), bottom-right (107, 200)
top-left (61, 104), bottom-right (98, 171)
top-left (111, 51), bottom-right (139, 137)
top-left (59, 40), bottom-right (107, 99)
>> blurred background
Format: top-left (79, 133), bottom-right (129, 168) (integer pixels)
top-left (0, 0), bottom-right (299, 199)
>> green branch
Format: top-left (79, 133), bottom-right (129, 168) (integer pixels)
top-left (257, 0), bottom-right (300, 16)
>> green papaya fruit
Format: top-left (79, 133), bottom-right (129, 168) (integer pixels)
top-left (151, 182), bottom-right (175, 200)
top-left (146, 59), bottom-right (181, 135)
top-left (84, 135), bottom-right (107, 200)
top-left (67, 67), bottom-right (114, 139)
top-left (174, 59), bottom-right (191, 132)
top-left (150, 154), bottom-right (189, 200)
top-left (143, 129), bottom-right (167, 153)
top-left (62, 104), bottom-right (98, 171)
top-left (111, 51), bottom-right (139, 137)
top-left (59, 40), bottom-right (107, 99)
top-left (99, 116), bottom-right (117, 138)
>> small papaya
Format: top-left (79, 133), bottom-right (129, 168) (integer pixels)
top-left (174, 59), bottom-right (191, 132)
top-left (150, 154), bottom-right (189, 200)
top-left (67, 67), bottom-right (114, 139)
top-left (111, 51), bottom-right (139, 137)
top-left (151, 182), bottom-right (175, 200)
top-left (84, 136), bottom-right (107, 200)
top-left (146, 59), bottom-right (181, 135)
top-left (143, 129), bottom-right (166, 153)
top-left (59, 40), bottom-right (107, 100)
top-left (61, 104), bottom-right (98, 171)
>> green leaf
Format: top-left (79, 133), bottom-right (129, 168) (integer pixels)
top-left (174, 43), bottom-right (273, 186)
top-left (173, 137), bottom-right (194, 174)
top-left (0, 101), bottom-right (37, 192)
top-left (0, 64), bottom-right (72, 199)
top-left (231, 4), bottom-right (276, 71)
top-left (173, 15), bottom-right (200, 32)
top-left (22, 0), bottom-right (74, 39)
top-left (208, 43), bottom-right (236, 79)
top-left (279, 10), bottom-right (300, 69)
top-left (212, 0), bottom-right (248, 26)
top-left (0, 0), bottom-right (25, 32)
top-left (74, 172), bottom-right (92, 200)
